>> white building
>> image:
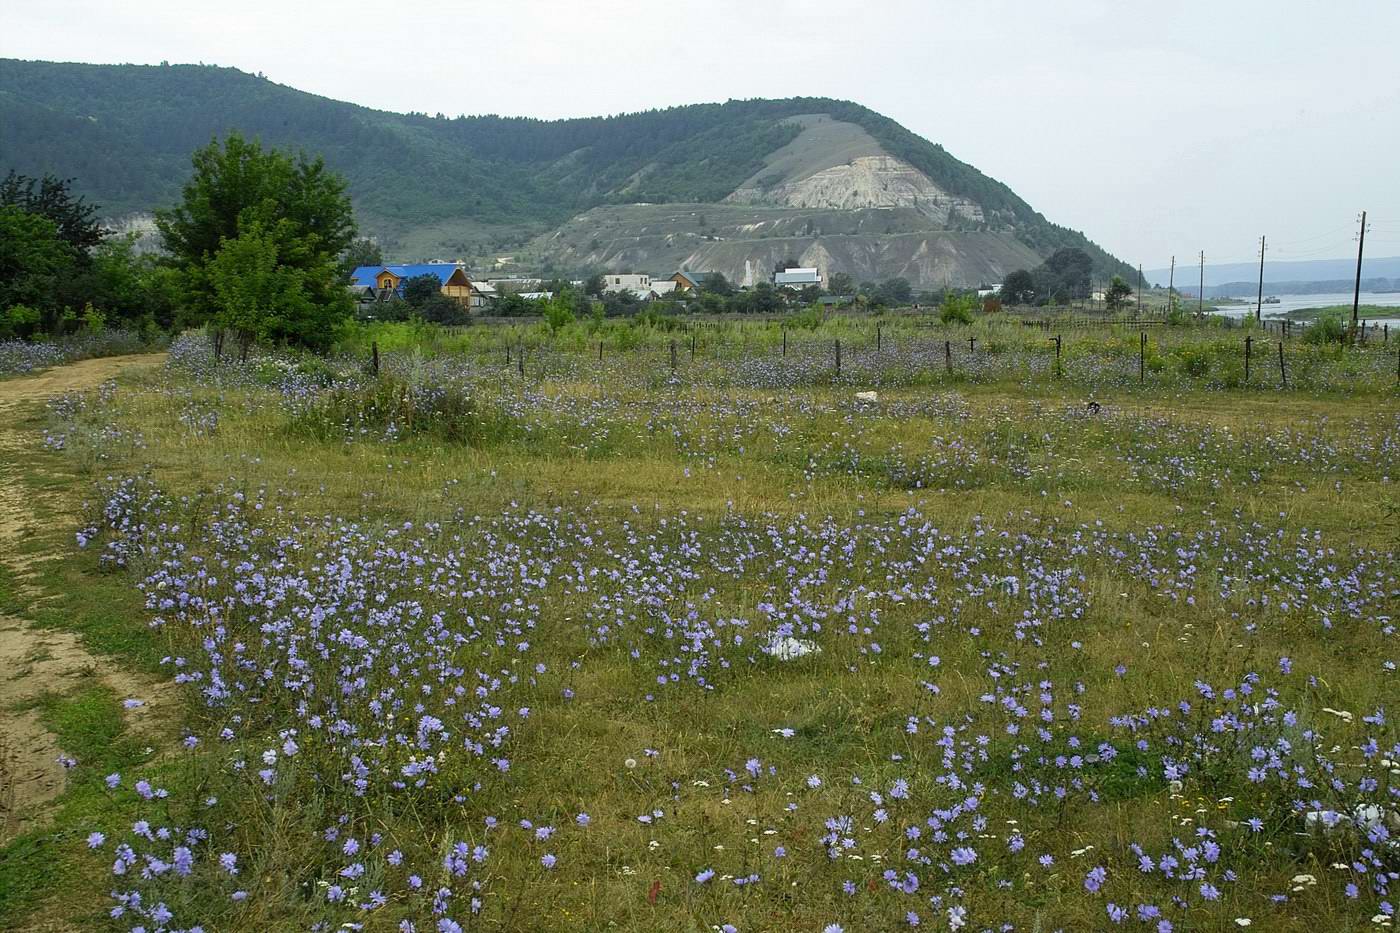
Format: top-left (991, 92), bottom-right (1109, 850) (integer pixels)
top-left (603, 273), bottom-right (652, 293)
top-left (774, 267), bottom-right (822, 289)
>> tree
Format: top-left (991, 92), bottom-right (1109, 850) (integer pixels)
top-left (207, 221), bottom-right (313, 360)
top-left (601, 289), bottom-right (643, 317)
top-left (1032, 248), bottom-right (1092, 304)
top-left (1001, 269), bottom-right (1036, 305)
top-left (702, 272), bottom-right (733, 297)
top-left (157, 133), bottom-right (356, 349)
top-left (543, 293), bottom-right (576, 333)
top-left (1104, 275), bottom-right (1133, 311)
top-left (87, 236), bottom-right (181, 332)
top-left (774, 258), bottom-right (800, 275)
top-left (827, 272), bottom-right (855, 296)
top-left (939, 292), bottom-right (976, 325)
top-left (417, 294), bottom-right (469, 324)
top-left (0, 206), bottom-right (74, 332)
top-left (583, 273), bottom-right (607, 297)
top-left (496, 293), bottom-right (535, 317)
top-left (0, 172), bottom-right (106, 254)
top-left (876, 278), bottom-right (912, 306)
top-left (340, 237), bottom-right (383, 278)
top-left (402, 274), bottom-right (443, 307)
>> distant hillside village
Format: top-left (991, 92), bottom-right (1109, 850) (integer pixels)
top-left (346, 259), bottom-right (1018, 322)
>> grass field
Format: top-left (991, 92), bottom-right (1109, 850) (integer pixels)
top-left (0, 315), bottom-right (1397, 932)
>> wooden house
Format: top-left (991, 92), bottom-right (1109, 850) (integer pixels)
top-left (350, 264), bottom-right (476, 303)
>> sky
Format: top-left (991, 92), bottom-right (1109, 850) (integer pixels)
top-left (5, 0), bottom-right (1399, 271)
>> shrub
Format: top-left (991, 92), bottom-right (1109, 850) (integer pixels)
top-left (939, 294), bottom-right (975, 325)
top-left (1176, 345), bottom-right (1211, 378)
top-left (293, 376), bottom-right (518, 447)
top-left (1302, 310), bottom-right (1347, 345)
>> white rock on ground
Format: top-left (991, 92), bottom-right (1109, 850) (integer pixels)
top-left (764, 636), bottom-right (821, 661)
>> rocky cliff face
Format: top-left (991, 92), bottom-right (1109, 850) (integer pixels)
top-left (728, 154), bottom-right (983, 224)
top-left (527, 203), bottom-right (1038, 289)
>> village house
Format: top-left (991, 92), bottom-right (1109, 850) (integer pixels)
top-left (670, 271), bottom-right (716, 292)
top-left (773, 267), bottom-right (822, 289)
top-left (603, 273), bottom-right (651, 293)
top-left (350, 263), bottom-right (475, 303)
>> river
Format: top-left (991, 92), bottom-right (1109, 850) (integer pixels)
top-left (1211, 291), bottom-right (1400, 320)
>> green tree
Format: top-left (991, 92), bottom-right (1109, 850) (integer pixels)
top-left (83, 236), bottom-right (183, 333)
top-left (157, 133), bottom-right (356, 349)
top-left (876, 277), bottom-right (913, 306)
top-left (207, 221), bottom-right (314, 360)
top-left (0, 206), bottom-right (74, 331)
top-left (402, 274), bottom-right (442, 307)
top-left (1032, 248), bottom-right (1092, 304)
top-left (417, 294), bottom-right (469, 324)
top-left (340, 237), bottom-right (383, 278)
top-left (0, 171), bottom-right (106, 253)
top-left (827, 272), bottom-right (855, 296)
top-left (543, 292), bottom-right (576, 333)
top-left (1104, 275), bottom-right (1133, 311)
top-left (1001, 269), bottom-right (1036, 305)
top-left (702, 272), bottom-right (733, 297)
top-left (583, 273), bottom-right (607, 297)
top-left (939, 291), bottom-right (975, 325)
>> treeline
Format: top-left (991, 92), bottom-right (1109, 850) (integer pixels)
top-left (3, 132), bottom-right (363, 356)
top-left (0, 172), bottom-right (180, 338)
top-left (423, 272), bottom-right (976, 324)
top-left (1001, 248), bottom-right (1098, 306)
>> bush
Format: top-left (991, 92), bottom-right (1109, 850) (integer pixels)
top-left (939, 294), bottom-right (975, 325)
top-left (1176, 345), bottom-right (1211, 378)
top-left (1302, 310), bottom-right (1347, 345)
top-left (293, 376), bottom-right (518, 447)
top-left (417, 294), bottom-right (470, 325)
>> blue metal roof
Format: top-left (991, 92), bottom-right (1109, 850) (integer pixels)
top-left (349, 265), bottom-right (468, 288)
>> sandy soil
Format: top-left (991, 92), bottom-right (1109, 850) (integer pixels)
top-left (0, 353), bottom-right (168, 842)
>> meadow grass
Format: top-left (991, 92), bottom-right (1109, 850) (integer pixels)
top-left (2, 322), bottom-right (1397, 932)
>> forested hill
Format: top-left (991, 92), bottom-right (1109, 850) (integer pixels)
top-left (0, 59), bottom-right (1129, 279)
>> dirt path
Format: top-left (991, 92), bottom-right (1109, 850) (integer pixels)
top-left (0, 353), bottom-right (168, 841)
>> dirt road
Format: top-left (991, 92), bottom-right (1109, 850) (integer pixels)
top-left (0, 353), bottom-right (167, 841)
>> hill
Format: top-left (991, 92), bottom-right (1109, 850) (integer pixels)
top-left (0, 59), bottom-right (1131, 286)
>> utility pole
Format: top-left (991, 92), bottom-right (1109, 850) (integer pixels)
top-left (1168, 256), bottom-right (1175, 315)
top-left (1198, 251), bottom-right (1205, 317)
top-left (1137, 264), bottom-right (1144, 316)
top-left (1255, 235), bottom-right (1266, 323)
top-left (1352, 211), bottom-right (1368, 337)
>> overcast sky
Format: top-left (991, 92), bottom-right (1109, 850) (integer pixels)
top-left (7, 0), bottom-right (1398, 269)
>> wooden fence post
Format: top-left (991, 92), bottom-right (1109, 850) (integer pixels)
top-left (670, 339), bottom-right (677, 371)
top-left (969, 336), bottom-right (976, 353)
top-left (1139, 331), bottom-right (1146, 385)
top-left (1278, 341), bottom-right (1287, 388)
top-left (518, 346), bottom-right (525, 377)
top-left (782, 328), bottom-right (788, 357)
top-left (1244, 335), bottom-right (1252, 384)
top-left (877, 323), bottom-right (882, 352)
top-left (691, 333), bottom-right (696, 361)
top-left (598, 340), bottom-right (603, 361)
top-left (371, 341), bottom-right (379, 376)
top-left (944, 340), bottom-right (951, 372)
top-left (835, 339), bottom-right (841, 377)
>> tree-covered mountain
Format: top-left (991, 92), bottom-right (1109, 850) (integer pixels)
top-left (0, 59), bottom-right (1131, 283)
